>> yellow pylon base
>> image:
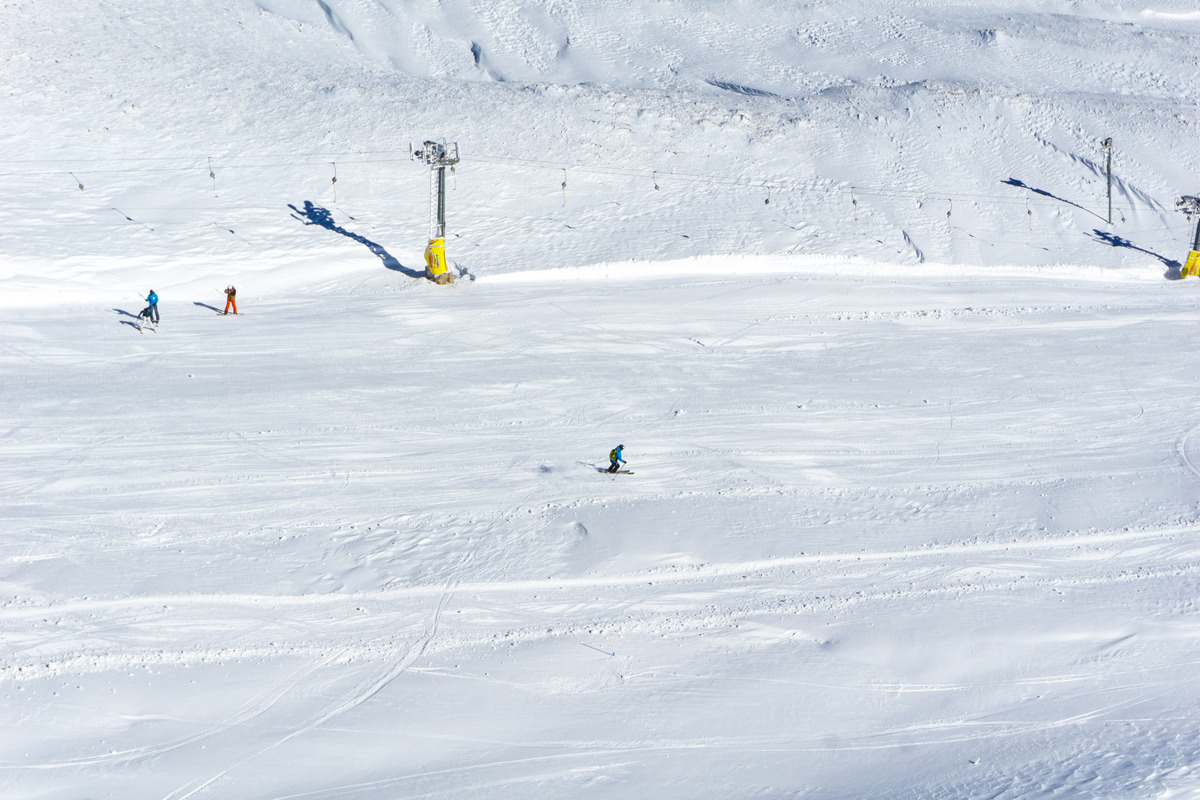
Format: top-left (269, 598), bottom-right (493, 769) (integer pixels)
top-left (424, 237), bottom-right (452, 283)
top-left (1183, 251), bottom-right (1200, 278)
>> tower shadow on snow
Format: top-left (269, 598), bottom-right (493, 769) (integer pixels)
top-left (1004, 179), bottom-right (1182, 278)
top-left (1002, 178), bottom-right (1103, 220)
top-left (1090, 229), bottom-right (1182, 275)
top-left (288, 201), bottom-right (423, 278)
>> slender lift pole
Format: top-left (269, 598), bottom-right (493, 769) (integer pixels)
top-left (1102, 138), bottom-right (1113, 226)
top-left (413, 140), bottom-right (460, 284)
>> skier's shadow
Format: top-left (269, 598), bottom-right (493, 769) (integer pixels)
top-left (113, 308), bottom-right (146, 331)
top-left (194, 302), bottom-right (223, 314)
top-left (113, 310), bottom-right (143, 332)
top-left (288, 201), bottom-right (423, 278)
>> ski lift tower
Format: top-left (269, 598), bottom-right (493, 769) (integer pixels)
top-left (1178, 195), bottom-right (1200, 278)
top-left (413, 140), bottom-right (460, 284)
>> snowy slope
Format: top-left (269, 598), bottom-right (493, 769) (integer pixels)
top-left (6, 262), bottom-right (1200, 798)
top-left (3, 0), bottom-right (1200, 300)
top-left (4, 1), bottom-right (1200, 798)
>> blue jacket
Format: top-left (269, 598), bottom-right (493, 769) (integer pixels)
top-left (609, 446), bottom-right (625, 463)
top-left (147, 292), bottom-right (158, 306)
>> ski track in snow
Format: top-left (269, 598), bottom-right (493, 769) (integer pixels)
top-left (1, 522), bottom-right (1196, 626)
top-left (3, 266), bottom-right (1200, 798)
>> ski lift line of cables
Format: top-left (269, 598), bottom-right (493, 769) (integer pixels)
top-left (2, 157), bottom-right (1154, 218)
top-left (467, 154), bottom-right (1150, 212)
top-left (0, 142), bottom-right (1160, 211)
top-left (469, 153), bottom-right (832, 193)
top-left (0, 141), bottom-right (1177, 209)
top-left (431, 148), bottom-right (1160, 210)
top-left (18, 157), bottom-right (864, 201)
top-left (13, 169), bottom-right (1164, 219)
top-left (0, 146), bottom-right (1076, 206)
top-left (0, 154), bottom-right (988, 200)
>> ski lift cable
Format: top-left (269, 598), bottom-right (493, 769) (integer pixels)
top-left (0, 148), bottom-right (1162, 216)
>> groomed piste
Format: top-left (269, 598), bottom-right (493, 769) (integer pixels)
top-left (3, 2), bottom-right (1200, 798)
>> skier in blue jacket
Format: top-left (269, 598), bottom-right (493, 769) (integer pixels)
top-left (607, 444), bottom-right (626, 473)
top-left (143, 290), bottom-right (159, 324)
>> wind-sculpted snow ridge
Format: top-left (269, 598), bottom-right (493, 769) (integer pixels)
top-left (247, 0), bottom-right (1200, 98)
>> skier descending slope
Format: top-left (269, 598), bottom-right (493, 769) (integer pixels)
top-left (607, 444), bottom-right (629, 474)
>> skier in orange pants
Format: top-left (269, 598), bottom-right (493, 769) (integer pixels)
top-left (223, 285), bottom-right (237, 315)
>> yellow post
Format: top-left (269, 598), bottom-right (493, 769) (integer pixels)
top-left (425, 237), bottom-right (454, 284)
top-left (1184, 250), bottom-right (1200, 279)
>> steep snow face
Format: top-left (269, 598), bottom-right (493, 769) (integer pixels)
top-left (249, 0), bottom-right (1200, 99)
top-left (2, 0), bottom-right (1199, 299)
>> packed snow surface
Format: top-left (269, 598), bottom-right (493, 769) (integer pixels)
top-left (3, 1), bottom-right (1200, 798)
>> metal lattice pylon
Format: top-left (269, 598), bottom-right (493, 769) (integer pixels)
top-left (413, 140), bottom-right (460, 283)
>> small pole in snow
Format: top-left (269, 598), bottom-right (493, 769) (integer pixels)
top-left (1102, 138), bottom-right (1113, 225)
top-left (331, 162), bottom-right (338, 203)
top-left (69, 172), bottom-right (84, 191)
